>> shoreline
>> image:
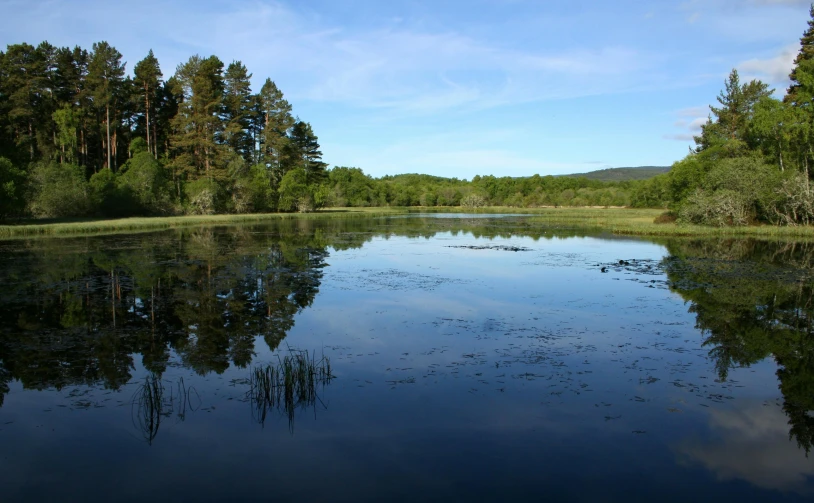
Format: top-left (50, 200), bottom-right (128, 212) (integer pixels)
top-left (2, 207), bottom-right (813, 240)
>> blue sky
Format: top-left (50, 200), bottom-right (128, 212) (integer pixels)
top-left (1, 0), bottom-right (809, 178)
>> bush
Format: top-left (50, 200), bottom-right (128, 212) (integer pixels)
top-left (772, 174), bottom-right (814, 226)
top-left (0, 157), bottom-right (26, 219)
top-left (29, 162), bottom-right (91, 217)
top-left (278, 168), bottom-right (310, 212)
top-left (460, 193), bottom-right (487, 208)
top-left (678, 189), bottom-right (751, 226)
top-left (185, 178), bottom-right (221, 215)
top-left (118, 152), bottom-right (171, 215)
top-left (653, 211), bottom-right (677, 224)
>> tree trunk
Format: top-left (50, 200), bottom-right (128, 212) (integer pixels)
top-left (145, 85), bottom-right (151, 156)
top-left (28, 122), bottom-right (34, 161)
top-left (106, 104), bottom-right (112, 170)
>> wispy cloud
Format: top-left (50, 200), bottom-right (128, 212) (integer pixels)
top-left (738, 43), bottom-right (798, 89)
top-left (665, 106), bottom-right (707, 142)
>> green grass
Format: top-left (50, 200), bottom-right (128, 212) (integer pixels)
top-left (0, 208), bottom-right (407, 238)
top-left (523, 207), bottom-right (814, 238)
top-left (4, 206), bottom-right (814, 239)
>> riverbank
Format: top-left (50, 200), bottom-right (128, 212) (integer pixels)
top-left (0, 208), bottom-right (406, 238)
top-left (2, 207), bottom-right (813, 239)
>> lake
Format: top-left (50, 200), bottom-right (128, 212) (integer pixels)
top-left (0, 214), bottom-right (812, 502)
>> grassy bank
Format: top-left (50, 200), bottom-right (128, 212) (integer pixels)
top-left (3, 206), bottom-right (814, 239)
top-left (522, 208), bottom-right (814, 238)
top-left (0, 208), bottom-right (408, 238)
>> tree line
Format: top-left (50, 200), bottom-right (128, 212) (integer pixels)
top-left (0, 41), bottom-right (328, 218)
top-left (629, 6), bottom-right (814, 226)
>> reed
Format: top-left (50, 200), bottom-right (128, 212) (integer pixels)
top-left (132, 373), bottom-right (164, 445)
top-left (248, 348), bottom-right (334, 430)
top-left (131, 374), bottom-right (200, 445)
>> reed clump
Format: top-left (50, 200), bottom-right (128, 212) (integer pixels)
top-left (248, 349), bottom-right (334, 429)
top-left (131, 374), bottom-right (199, 445)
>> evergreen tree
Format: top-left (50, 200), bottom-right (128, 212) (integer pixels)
top-left (694, 69), bottom-right (772, 153)
top-left (222, 61), bottom-right (253, 161)
top-left (86, 42), bottom-right (125, 171)
top-left (0, 43), bottom-right (50, 163)
top-left (133, 50), bottom-right (162, 158)
top-left (786, 5), bottom-right (814, 104)
top-left (258, 78), bottom-right (294, 173)
top-left (285, 121), bottom-right (327, 185)
top-left (171, 55), bottom-right (227, 183)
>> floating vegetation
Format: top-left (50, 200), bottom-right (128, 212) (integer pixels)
top-left (248, 349), bottom-right (334, 431)
top-left (446, 245), bottom-right (532, 252)
top-left (131, 374), bottom-right (200, 445)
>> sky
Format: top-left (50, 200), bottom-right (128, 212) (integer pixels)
top-left (0, 0), bottom-right (810, 179)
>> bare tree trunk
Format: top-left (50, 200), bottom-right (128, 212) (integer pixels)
top-left (145, 87), bottom-right (151, 156)
top-left (28, 122), bottom-right (34, 160)
top-left (106, 104), bottom-right (111, 170)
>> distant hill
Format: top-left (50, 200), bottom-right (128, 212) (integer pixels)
top-left (562, 166), bottom-right (670, 182)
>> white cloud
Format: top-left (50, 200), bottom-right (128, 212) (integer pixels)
top-left (0, 0), bottom-right (657, 115)
top-left (738, 43), bottom-right (799, 87)
top-left (676, 403), bottom-right (814, 495)
top-left (666, 107), bottom-right (707, 142)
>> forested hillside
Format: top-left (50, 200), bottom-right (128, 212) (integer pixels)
top-left (562, 166), bottom-right (670, 182)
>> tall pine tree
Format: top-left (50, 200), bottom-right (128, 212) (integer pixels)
top-left (786, 5), bottom-right (814, 104)
top-left (87, 41), bottom-right (125, 171)
top-left (222, 61), bottom-right (253, 161)
top-left (134, 50), bottom-right (162, 158)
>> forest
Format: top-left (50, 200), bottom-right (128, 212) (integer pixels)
top-left (1, 7), bottom-right (814, 225)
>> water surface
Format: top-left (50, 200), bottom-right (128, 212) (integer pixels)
top-left (0, 215), bottom-right (812, 501)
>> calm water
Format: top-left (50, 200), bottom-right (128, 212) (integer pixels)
top-left (0, 215), bottom-right (812, 502)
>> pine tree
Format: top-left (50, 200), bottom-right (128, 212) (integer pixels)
top-left (285, 120), bottom-right (327, 185)
top-left (171, 55), bottom-right (226, 182)
top-left (222, 61), bottom-right (253, 161)
top-left (87, 41), bottom-right (125, 171)
top-left (258, 78), bottom-right (294, 172)
top-left (786, 5), bottom-right (814, 104)
top-left (0, 43), bottom-right (51, 163)
top-left (694, 69), bottom-right (772, 153)
top-left (134, 50), bottom-right (162, 158)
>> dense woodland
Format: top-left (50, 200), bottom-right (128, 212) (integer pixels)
top-left (2, 7), bottom-right (814, 224)
top-left (629, 7), bottom-right (814, 226)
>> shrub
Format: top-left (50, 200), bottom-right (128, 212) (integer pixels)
top-left (678, 189), bottom-right (751, 226)
top-left (0, 157), bottom-right (26, 219)
top-left (772, 174), bottom-right (814, 226)
top-left (29, 162), bottom-right (91, 217)
top-left (185, 178), bottom-right (220, 215)
top-left (460, 193), bottom-right (487, 208)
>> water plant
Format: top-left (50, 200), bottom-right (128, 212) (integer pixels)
top-left (248, 348), bottom-right (334, 430)
top-left (131, 374), bottom-right (200, 445)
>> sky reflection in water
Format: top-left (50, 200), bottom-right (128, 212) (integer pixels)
top-left (0, 215), bottom-right (812, 502)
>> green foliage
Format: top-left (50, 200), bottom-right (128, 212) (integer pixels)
top-left (185, 178), bottom-right (222, 215)
top-left (0, 157), bottom-right (26, 219)
top-left (677, 157), bottom-right (781, 226)
top-left (30, 162), bottom-right (91, 217)
top-left (118, 151), bottom-right (171, 215)
top-left (89, 168), bottom-right (119, 215)
top-left (278, 168), bottom-right (311, 212)
top-left (563, 166), bottom-right (670, 182)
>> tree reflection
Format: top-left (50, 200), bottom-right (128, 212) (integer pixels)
top-left (664, 239), bottom-right (814, 453)
top-left (0, 218), bottom-right (367, 405)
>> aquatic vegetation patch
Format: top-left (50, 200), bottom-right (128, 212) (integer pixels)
top-left (446, 245), bottom-right (532, 252)
top-left (247, 349), bottom-right (334, 430)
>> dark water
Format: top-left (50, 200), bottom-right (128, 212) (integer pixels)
top-left (0, 215), bottom-right (812, 502)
